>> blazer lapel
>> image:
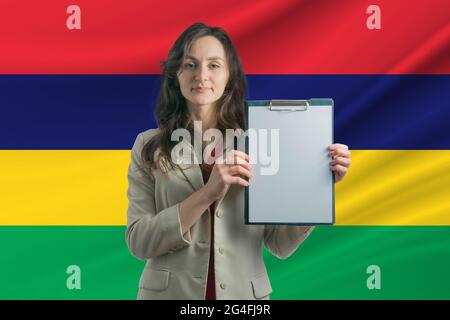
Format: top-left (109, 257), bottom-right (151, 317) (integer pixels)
top-left (172, 139), bottom-right (204, 192)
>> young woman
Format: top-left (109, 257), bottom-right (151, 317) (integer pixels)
top-left (126, 22), bottom-right (351, 300)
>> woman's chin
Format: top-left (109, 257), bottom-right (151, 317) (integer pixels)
top-left (189, 97), bottom-right (218, 107)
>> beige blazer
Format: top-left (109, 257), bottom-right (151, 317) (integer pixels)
top-left (125, 128), bottom-right (315, 300)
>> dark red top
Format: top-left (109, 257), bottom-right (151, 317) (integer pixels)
top-left (201, 149), bottom-right (216, 300)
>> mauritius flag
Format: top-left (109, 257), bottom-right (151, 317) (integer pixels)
top-left (1, 0), bottom-right (449, 299)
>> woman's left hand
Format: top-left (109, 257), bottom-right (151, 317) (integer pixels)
top-left (328, 143), bottom-right (351, 183)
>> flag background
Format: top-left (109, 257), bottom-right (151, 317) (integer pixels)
top-left (1, 0), bottom-right (449, 299)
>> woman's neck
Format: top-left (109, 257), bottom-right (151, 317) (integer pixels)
top-left (188, 104), bottom-right (218, 131)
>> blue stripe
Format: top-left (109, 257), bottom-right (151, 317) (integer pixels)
top-left (1, 75), bottom-right (449, 149)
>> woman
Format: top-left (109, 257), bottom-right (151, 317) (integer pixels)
top-left (126, 22), bottom-right (351, 300)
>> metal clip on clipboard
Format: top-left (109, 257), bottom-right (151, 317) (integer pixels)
top-left (269, 99), bottom-right (309, 111)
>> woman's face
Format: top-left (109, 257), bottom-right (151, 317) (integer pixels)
top-left (177, 36), bottom-right (229, 112)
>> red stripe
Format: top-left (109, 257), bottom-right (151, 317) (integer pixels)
top-left (1, 0), bottom-right (449, 74)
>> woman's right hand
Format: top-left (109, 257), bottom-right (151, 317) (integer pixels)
top-left (203, 149), bottom-right (253, 202)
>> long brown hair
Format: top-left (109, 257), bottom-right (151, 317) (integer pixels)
top-left (141, 22), bottom-right (247, 175)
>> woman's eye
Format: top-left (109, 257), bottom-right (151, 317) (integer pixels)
top-left (211, 64), bottom-right (220, 69)
top-left (184, 63), bottom-right (195, 69)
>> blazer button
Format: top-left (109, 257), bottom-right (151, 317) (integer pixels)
top-left (216, 209), bottom-right (223, 218)
top-left (220, 283), bottom-right (227, 290)
top-left (218, 247), bottom-right (224, 255)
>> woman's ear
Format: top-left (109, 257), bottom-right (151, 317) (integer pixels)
top-left (174, 70), bottom-right (181, 87)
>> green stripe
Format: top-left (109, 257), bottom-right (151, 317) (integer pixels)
top-left (0, 226), bottom-right (449, 299)
top-left (267, 226), bottom-right (450, 300)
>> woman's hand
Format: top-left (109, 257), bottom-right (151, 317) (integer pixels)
top-left (203, 150), bottom-right (253, 202)
top-left (328, 143), bottom-right (351, 183)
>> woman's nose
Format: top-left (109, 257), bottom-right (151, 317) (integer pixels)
top-left (194, 65), bottom-right (209, 83)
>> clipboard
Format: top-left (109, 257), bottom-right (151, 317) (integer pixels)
top-left (243, 99), bottom-right (335, 225)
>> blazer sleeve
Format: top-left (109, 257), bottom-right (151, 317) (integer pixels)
top-left (125, 133), bottom-right (192, 260)
top-left (263, 225), bottom-right (315, 260)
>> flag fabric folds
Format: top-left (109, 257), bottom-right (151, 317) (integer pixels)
top-left (1, 0), bottom-right (449, 299)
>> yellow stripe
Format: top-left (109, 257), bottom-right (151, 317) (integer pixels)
top-left (336, 150), bottom-right (450, 225)
top-left (1, 150), bottom-right (449, 226)
top-left (1, 151), bottom-right (129, 225)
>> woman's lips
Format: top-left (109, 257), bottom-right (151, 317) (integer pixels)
top-left (192, 87), bottom-right (210, 93)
